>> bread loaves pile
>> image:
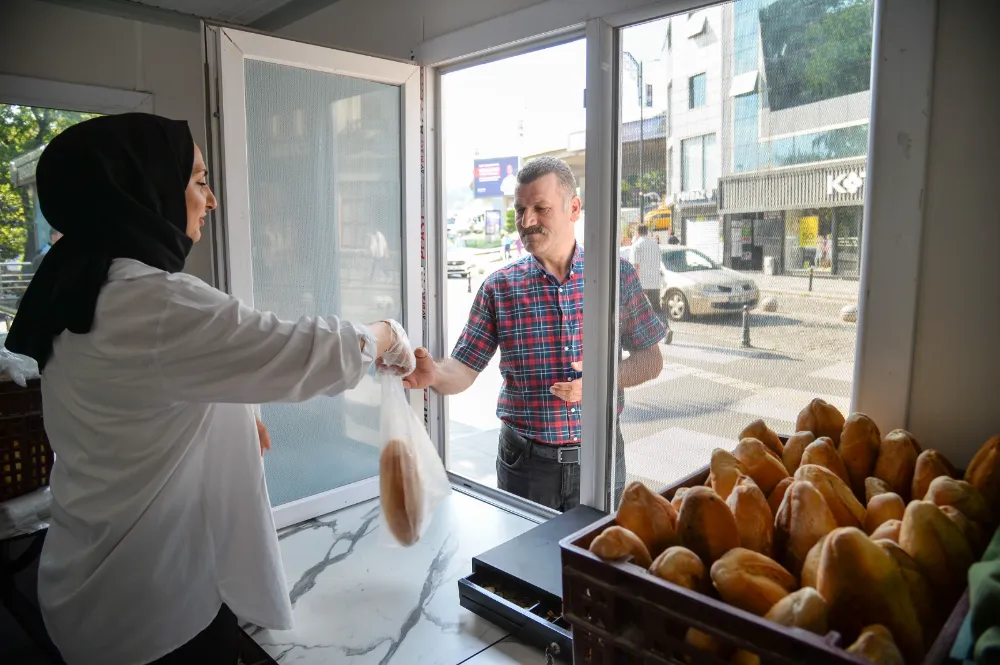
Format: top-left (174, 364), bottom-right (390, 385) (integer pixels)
top-left (587, 398), bottom-right (1000, 665)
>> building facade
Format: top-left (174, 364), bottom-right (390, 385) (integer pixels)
top-left (718, 0), bottom-right (873, 277)
top-left (664, 7), bottom-right (726, 261)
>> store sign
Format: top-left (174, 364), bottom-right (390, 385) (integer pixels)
top-left (799, 216), bottom-right (819, 247)
top-left (827, 169), bottom-right (866, 196)
top-left (484, 210), bottom-right (501, 235)
top-left (677, 188), bottom-right (718, 203)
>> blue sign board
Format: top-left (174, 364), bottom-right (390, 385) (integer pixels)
top-left (474, 157), bottom-right (519, 198)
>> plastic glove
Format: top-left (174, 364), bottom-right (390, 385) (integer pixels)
top-left (377, 319), bottom-right (416, 376)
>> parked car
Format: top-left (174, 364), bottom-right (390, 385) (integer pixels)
top-left (447, 238), bottom-right (477, 278)
top-left (621, 245), bottom-right (760, 321)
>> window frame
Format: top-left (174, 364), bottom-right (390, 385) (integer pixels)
top-left (688, 71), bottom-right (707, 108)
top-left (420, 0), bottom-right (938, 512)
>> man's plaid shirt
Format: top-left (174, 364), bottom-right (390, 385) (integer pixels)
top-left (451, 244), bottom-right (665, 445)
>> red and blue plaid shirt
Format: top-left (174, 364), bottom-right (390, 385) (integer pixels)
top-left (452, 244), bottom-right (665, 445)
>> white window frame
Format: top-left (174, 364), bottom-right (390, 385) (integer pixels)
top-left (204, 25), bottom-right (423, 527)
top-left (419, 0), bottom-right (936, 512)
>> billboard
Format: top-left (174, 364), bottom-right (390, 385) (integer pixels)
top-left (484, 210), bottom-right (502, 236)
top-left (474, 157), bottom-right (519, 198)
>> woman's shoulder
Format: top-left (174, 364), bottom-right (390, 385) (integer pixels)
top-left (106, 258), bottom-right (230, 307)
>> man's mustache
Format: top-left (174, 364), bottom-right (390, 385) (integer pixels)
top-left (519, 227), bottom-right (546, 237)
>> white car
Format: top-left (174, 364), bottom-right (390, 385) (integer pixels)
top-left (621, 245), bottom-right (760, 321)
top-left (447, 239), bottom-right (477, 278)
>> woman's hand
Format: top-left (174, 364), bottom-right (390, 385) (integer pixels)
top-left (255, 417), bottom-right (272, 456)
top-left (368, 319), bottom-right (416, 376)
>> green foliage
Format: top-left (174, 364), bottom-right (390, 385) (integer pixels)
top-left (620, 170), bottom-right (666, 208)
top-left (759, 0), bottom-right (873, 111)
top-left (801, 1), bottom-right (873, 103)
top-left (504, 208), bottom-right (516, 235)
top-left (0, 105), bottom-right (99, 260)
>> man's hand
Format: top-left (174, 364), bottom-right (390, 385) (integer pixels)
top-left (402, 348), bottom-right (436, 390)
top-left (255, 416), bottom-right (272, 456)
top-left (550, 362), bottom-right (583, 404)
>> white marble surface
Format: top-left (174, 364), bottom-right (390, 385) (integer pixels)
top-left (252, 490), bottom-right (551, 664)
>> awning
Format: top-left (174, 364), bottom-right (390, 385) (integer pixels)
top-left (719, 157), bottom-right (868, 214)
top-left (730, 71), bottom-right (759, 96)
top-left (9, 146), bottom-right (45, 187)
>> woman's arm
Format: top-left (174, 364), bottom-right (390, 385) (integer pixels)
top-left (153, 276), bottom-right (403, 404)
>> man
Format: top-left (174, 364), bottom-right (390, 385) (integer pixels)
top-left (31, 228), bottom-right (63, 275)
top-left (369, 230), bottom-right (388, 281)
top-left (404, 157), bottom-right (665, 511)
top-left (631, 225), bottom-right (672, 343)
top-left (667, 230), bottom-right (681, 245)
top-left (500, 163), bottom-right (518, 197)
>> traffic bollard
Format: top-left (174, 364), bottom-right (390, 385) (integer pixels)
top-left (741, 305), bottom-right (752, 348)
top-left (467, 273), bottom-right (472, 293)
top-left (808, 266), bottom-right (814, 292)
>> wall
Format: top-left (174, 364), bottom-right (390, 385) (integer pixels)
top-left (278, 0), bottom-right (548, 62)
top-left (0, 0), bottom-right (214, 283)
top-left (667, 7), bottom-right (724, 196)
top-left (907, 0), bottom-right (1000, 463)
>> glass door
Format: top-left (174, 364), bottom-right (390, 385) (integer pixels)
top-left (206, 27), bottom-right (422, 528)
top-left (603, 1), bottom-right (875, 506)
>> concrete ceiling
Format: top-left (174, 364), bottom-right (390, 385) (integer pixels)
top-left (117, 0), bottom-right (340, 28)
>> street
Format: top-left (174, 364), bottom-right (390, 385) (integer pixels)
top-left (445, 250), bottom-right (859, 493)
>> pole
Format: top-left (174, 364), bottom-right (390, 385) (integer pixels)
top-left (741, 305), bottom-right (752, 348)
top-left (808, 265), bottom-right (814, 292)
top-left (638, 60), bottom-right (645, 225)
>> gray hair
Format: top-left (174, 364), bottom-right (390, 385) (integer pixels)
top-left (517, 157), bottom-right (578, 205)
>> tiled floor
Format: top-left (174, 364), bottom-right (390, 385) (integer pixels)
top-left (252, 491), bottom-right (550, 664)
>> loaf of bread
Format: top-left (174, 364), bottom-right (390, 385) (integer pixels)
top-left (710, 547), bottom-right (797, 616)
top-left (740, 419), bottom-right (784, 459)
top-left (617, 481), bottom-right (679, 557)
top-left (380, 438), bottom-right (425, 546)
top-left (589, 525), bottom-right (653, 568)
top-left (782, 431), bottom-right (817, 476)
top-left (839, 413), bottom-right (882, 498)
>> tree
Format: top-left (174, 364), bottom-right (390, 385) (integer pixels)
top-left (504, 208), bottom-right (516, 235)
top-left (620, 170), bottom-right (666, 209)
top-left (759, 0), bottom-right (873, 111)
top-left (1, 105), bottom-right (99, 261)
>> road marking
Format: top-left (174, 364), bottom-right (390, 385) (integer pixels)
top-left (731, 387), bottom-right (850, 424)
top-left (639, 362), bottom-right (764, 393)
top-left (808, 361), bottom-right (855, 382)
top-left (624, 427), bottom-right (735, 489)
top-left (661, 345), bottom-right (743, 365)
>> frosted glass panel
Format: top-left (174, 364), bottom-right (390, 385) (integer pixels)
top-left (243, 59), bottom-right (402, 507)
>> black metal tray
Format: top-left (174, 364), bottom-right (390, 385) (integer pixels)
top-left (458, 505), bottom-right (606, 662)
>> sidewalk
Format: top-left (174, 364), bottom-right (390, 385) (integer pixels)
top-left (753, 273), bottom-right (859, 301)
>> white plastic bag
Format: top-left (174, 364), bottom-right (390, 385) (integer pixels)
top-left (0, 347), bottom-right (40, 386)
top-left (377, 372), bottom-right (450, 546)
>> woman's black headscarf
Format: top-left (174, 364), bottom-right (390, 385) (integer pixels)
top-left (6, 113), bottom-right (196, 370)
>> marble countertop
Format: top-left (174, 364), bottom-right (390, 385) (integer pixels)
top-left (251, 490), bottom-right (554, 664)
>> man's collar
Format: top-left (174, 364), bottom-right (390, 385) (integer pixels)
top-left (530, 242), bottom-right (583, 280)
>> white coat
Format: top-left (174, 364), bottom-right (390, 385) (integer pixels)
top-left (38, 258), bottom-right (375, 664)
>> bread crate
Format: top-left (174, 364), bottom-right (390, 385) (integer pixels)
top-left (0, 378), bottom-right (52, 502)
top-left (559, 467), bottom-right (971, 665)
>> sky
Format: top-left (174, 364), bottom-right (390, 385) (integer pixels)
top-left (441, 17), bottom-right (671, 212)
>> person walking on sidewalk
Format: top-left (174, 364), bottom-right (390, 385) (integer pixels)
top-left (403, 157), bottom-right (665, 512)
top-left (632, 224), bottom-right (672, 344)
top-left (503, 233), bottom-right (513, 260)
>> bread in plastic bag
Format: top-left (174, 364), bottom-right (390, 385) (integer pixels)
top-left (378, 373), bottom-right (450, 546)
top-left (0, 347), bottom-right (40, 386)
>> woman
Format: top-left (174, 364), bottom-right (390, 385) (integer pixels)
top-left (5, 113), bottom-right (415, 665)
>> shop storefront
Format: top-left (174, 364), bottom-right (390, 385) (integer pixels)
top-left (719, 158), bottom-right (866, 277)
top-left (675, 188), bottom-right (722, 263)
